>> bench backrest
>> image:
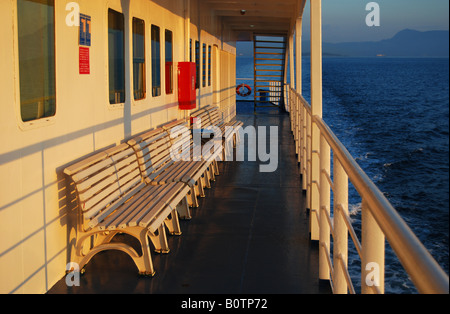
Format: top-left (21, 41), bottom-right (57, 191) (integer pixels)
top-left (64, 144), bottom-right (143, 227)
top-left (162, 119), bottom-right (192, 161)
top-left (128, 128), bottom-right (173, 182)
top-left (191, 105), bottom-right (224, 130)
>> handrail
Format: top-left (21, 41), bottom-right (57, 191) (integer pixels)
top-left (286, 84), bottom-right (449, 294)
top-left (314, 115), bottom-right (449, 294)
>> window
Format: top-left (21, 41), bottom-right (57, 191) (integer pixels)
top-left (132, 17), bottom-right (146, 100)
top-left (195, 40), bottom-right (200, 89)
top-left (202, 44), bottom-right (206, 87)
top-left (189, 39), bottom-right (192, 62)
top-left (208, 45), bottom-right (212, 86)
top-left (165, 30), bottom-right (173, 94)
top-left (17, 0), bottom-right (56, 122)
top-left (108, 9), bottom-right (125, 104)
top-left (151, 25), bottom-right (161, 97)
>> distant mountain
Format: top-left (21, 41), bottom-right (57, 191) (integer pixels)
top-left (313, 29), bottom-right (449, 57)
top-left (237, 29), bottom-right (449, 57)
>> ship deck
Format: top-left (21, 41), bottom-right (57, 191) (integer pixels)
top-left (48, 102), bottom-right (331, 294)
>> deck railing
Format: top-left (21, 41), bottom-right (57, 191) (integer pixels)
top-left (286, 84), bottom-right (449, 294)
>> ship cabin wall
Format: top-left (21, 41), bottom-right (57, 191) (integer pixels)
top-left (0, 0), bottom-right (236, 293)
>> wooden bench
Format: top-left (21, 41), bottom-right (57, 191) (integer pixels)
top-left (190, 105), bottom-right (244, 158)
top-left (64, 143), bottom-right (191, 276)
top-left (127, 119), bottom-right (220, 209)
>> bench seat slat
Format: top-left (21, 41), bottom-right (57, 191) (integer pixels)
top-left (119, 185), bottom-right (171, 229)
top-left (147, 157), bottom-right (176, 181)
top-left (155, 160), bottom-right (202, 185)
top-left (86, 181), bottom-right (147, 228)
top-left (99, 184), bottom-right (168, 230)
top-left (138, 182), bottom-right (186, 231)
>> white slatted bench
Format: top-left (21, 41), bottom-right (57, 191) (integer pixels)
top-left (64, 143), bottom-right (191, 276)
top-left (127, 119), bottom-right (219, 209)
top-left (190, 105), bottom-right (244, 153)
top-left (162, 118), bottom-right (221, 185)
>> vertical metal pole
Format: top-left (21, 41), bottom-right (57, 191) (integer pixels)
top-left (289, 87), bottom-right (293, 131)
top-left (291, 89), bottom-right (296, 136)
top-left (361, 200), bottom-right (385, 294)
top-left (306, 110), bottom-right (311, 212)
top-left (284, 42), bottom-right (289, 112)
top-left (295, 17), bottom-right (302, 95)
top-left (319, 134), bottom-right (331, 280)
top-left (309, 0), bottom-right (322, 240)
top-left (183, 0), bottom-right (191, 120)
top-left (333, 158), bottom-right (348, 294)
top-left (289, 33), bottom-right (296, 94)
top-left (296, 96), bottom-right (299, 151)
top-left (295, 18), bottom-right (302, 165)
top-left (302, 105), bottom-right (307, 191)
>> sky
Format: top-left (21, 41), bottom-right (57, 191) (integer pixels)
top-left (301, 0), bottom-right (449, 42)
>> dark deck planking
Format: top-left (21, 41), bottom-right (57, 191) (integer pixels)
top-left (48, 102), bottom-right (331, 294)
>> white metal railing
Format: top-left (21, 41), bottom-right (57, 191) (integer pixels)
top-left (286, 84), bottom-right (449, 294)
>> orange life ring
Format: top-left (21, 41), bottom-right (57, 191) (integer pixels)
top-left (236, 84), bottom-right (252, 97)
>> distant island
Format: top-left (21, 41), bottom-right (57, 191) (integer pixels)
top-left (237, 29), bottom-right (449, 57)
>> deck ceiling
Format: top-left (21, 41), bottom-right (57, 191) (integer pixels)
top-left (203, 0), bottom-right (305, 38)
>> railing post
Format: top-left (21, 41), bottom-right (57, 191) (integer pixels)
top-left (309, 0), bottom-right (322, 240)
top-left (310, 121), bottom-right (321, 240)
top-left (306, 110), bottom-right (311, 212)
top-left (319, 134), bottom-right (331, 280)
top-left (297, 95), bottom-right (301, 164)
top-left (295, 17), bottom-right (303, 165)
top-left (361, 200), bottom-right (385, 294)
top-left (295, 93), bottom-right (299, 155)
top-left (288, 85), bottom-right (295, 134)
top-left (333, 158), bottom-right (348, 294)
top-left (297, 95), bottom-right (301, 157)
top-left (301, 104), bottom-right (307, 191)
top-left (295, 17), bottom-right (302, 96)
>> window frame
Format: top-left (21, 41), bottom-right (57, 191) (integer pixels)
top-left (132, 17), bottom-right (146, 101)
top-left (208, 45), bottom-right (212, 87)
top-left (189, 39), bottom-right (192, 62)
top-left (195, 40), bottom-right (200, 89)
top-left (165, 29), bottom-right (173, 95)
top-left (202, 43), bottom-right (206, 88)
top-left (108, 8), bottom-right (126, 105)
top-left (151, 24), bottom-right (161, 97)
top-left (16, 0), bottom-right (57, 128)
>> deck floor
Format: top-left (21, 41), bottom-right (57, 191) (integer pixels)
top-left (48, 102), bottom-right (331, 294)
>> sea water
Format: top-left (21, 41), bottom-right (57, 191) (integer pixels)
top-left (236, 56), bottom-right (449, 293)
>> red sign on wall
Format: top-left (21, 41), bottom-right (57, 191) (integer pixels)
top-left (79, 47), bottom-right (90, 74)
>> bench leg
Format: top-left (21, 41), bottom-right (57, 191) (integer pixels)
top-left (189, 186), bottom-right (199, 208)
top-left (202, 171), bottom-right (211, 189)
top-left (197, 177), bottom-right (205, 198)
top-left (177, 196), bottom-right (191, 219)
top-left (148, 225), bottom-right (170, 254)
top-left (74, 228), bottom-right (155, 276)
top-left (164, 207), bottom-right (182, 236)
top-left (135, 228), bottom-right (156, 276)
top-left (93, 231), bottom-right (119, 247)
top-left (208, 164), bottom-right (216, 182)
top-left (193, 178), bottom-right (205, 198)
top-left (213, 160), bottom-right (220, 176)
